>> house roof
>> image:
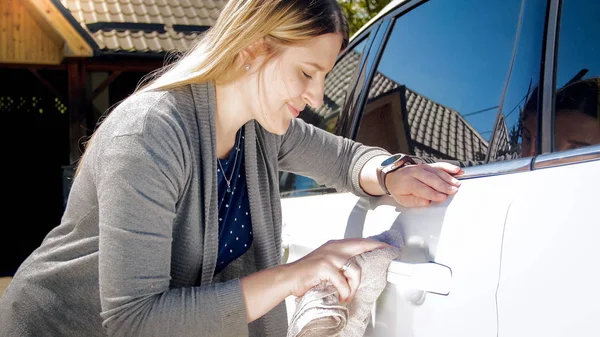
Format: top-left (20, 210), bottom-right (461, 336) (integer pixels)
top-left (311, 50), bottom-right (490, 162)
top-left (57, 0), bottom-right (227, 54)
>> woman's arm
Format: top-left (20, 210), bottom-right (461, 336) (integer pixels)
top-left (278, 120), bottom-right (462, 205)
top-left (278, 119), bottom-right (388, 196)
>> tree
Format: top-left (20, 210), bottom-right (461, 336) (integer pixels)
top-left (338, 0), bottom-right (393, 36)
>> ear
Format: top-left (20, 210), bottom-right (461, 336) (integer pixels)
top-left (238, 37), bottom-right (268, 65)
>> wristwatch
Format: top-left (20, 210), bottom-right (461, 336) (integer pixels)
top-left (376, 154), bottom-right (416, 195)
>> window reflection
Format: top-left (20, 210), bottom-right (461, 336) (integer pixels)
top-left (356, 0), bottom-right (546, 165)
top-left (552, 0), bottom-right (600, 152)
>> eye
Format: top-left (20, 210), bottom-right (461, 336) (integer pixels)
top-left (302, 71), bottom-right (313, 80)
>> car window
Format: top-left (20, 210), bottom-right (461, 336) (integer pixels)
top-left (279, 37), bottom-right (370, 198)
top-left (549, 0), bottom-right (600, 153)
top-left (355, 0), bottom-right (546, 166)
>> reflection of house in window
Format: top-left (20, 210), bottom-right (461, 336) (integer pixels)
top-left (359, 80), bottom-right (490, 162)
top-left (300, 50), bottom-right (499, 163)
top-left (487, 113), bottom-right (512, 160)
top-left (328, 50), bottom-right (490, 161)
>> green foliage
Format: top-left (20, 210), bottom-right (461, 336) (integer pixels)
top-left (338, 0), bottom-right (393, 36)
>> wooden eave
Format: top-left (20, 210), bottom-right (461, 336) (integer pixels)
top-left (22, 0), bottom-right (94, 58)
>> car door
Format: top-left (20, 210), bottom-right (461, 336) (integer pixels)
top-left (282, 0), bottom-right (548, 336)
top-left (496, 1), bottom-right (600, 335)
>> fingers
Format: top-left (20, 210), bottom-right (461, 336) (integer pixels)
top-left (396, 194), bottom-right (431, 207)
top-left (327, 269), bottom-right (352, 302)
top-left (386, 163), bottom-right (464, 207)
top-left (342, 260), bottom-right (361, 302)
top-left (401, 176), bottom-right (447, 202)
top-left (423, 165), bottom-right (462, 187)
top-left (294, 239), bottom-right (387, 302)
top-left (413, 168), bottom-right (459, 196)
top-left (427, 161), bottom-right (463, 174)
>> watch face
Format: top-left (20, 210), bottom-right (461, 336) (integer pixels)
top-left (381, 154), bottom-right (406, 167)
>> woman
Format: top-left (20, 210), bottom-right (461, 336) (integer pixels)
top-left (0, 1), bottom-right (461, 336)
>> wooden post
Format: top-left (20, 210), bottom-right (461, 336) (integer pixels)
top-left (67, 59), bottom-right (87, 164)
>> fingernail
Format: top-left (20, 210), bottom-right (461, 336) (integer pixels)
top-left (450, 186), bottom-right (458, 192)
top-left (453, 179), bottom-right (461, 186)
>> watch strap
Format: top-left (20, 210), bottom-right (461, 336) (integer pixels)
top-left (376, 154), bottom-right (416, 195)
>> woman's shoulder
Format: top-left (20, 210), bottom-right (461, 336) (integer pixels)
top-left (95, 86), bottom-right (197, 141)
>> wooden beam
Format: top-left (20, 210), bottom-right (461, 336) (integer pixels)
top-left (0, 63), bottom-right (66, 71)
top-left (67, 60), bottom-right (88, 163)
top-left (22, 0), bottom-right (93, 57)
top-left (92, 71), bottom-right (122, 100)
top-left (85, 60), bottom-right (165, 72)
top-left (29, 69), bottom-right (65, 102)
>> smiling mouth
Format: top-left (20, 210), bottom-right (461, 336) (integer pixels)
top-left (287, 104), bottom-right (300, 118)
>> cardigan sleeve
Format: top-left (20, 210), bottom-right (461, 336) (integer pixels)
top-left (94, 102), bottom-right (247, 337)
top-left (277, 118), bottom-right (389, 197)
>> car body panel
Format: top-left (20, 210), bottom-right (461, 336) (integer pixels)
top-left (283, 163), bottom-right (535, 336)
top-left (497, 158), bottom-right (600, 337)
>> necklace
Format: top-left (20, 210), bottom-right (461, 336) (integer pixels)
top-left (217, 129), bottom-right (242, 193)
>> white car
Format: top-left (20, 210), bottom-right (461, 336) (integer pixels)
top-left (280, 0), bottom-right (600, 336)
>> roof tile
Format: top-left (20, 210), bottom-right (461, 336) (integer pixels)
top-left (59, 0), bottom-right (227, 53)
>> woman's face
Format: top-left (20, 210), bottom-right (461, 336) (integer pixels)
top-left (247, 33), bottom-right (343, 135)
top-left (521, 109), bottom-right (600, 157)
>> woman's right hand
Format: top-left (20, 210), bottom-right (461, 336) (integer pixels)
top-left (284, 238), bottom-right (391, 303)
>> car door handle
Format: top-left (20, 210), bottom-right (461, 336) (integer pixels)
top-left (386, 261), bottom-right (452, 295)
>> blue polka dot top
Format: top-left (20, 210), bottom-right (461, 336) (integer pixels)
top-left (215, 126), bottom-right (253, 275)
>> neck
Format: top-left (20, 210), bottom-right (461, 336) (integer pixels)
top-left (214, 81), bottom-right (253, 159)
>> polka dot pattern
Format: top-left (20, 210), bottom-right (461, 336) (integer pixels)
top-left (215, 126), bottom-right (252, 275)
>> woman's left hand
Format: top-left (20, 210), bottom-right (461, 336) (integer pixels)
top-left (386, 162), bottom-right (463, 207)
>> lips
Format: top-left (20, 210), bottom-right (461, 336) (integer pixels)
top-left (287, 104), bottom-right (300, 118)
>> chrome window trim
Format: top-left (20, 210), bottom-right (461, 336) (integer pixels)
top-left (533, 144), bottom-right (600, 170)
top-left (540, 0), bottom-right (561, 154)
top-left (458, 158), bottom-right (533, 180)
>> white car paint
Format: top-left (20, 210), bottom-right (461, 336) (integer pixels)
top-left (283, 164), bottom-right (530, 336)
top-left (282, 156), bottom-right (600, 336)
top-left (497, 159), bottom-right (600, 337)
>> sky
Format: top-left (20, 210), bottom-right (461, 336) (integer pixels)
top-left (372, 0), bottom-right (599, 141)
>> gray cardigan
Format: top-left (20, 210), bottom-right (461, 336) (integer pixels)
top-left (0, 82), bottom-right (387, 337)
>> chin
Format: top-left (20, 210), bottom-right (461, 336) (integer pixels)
top-left (260, 117), bottom-right (292, 135)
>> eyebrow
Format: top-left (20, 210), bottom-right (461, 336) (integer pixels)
top-left (305, 61), bottom-right (325, 72)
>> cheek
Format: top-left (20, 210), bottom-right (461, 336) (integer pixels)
top-left (277, 63), bottom-right (305, 99)
top-left (282, 76), bottom-right (304, 98)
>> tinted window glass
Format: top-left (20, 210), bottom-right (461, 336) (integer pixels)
top-left (279, 37), bottom-right (369, 197)
top-left (550, 0), bottom-right (600, 152)
top-left (356, 0), bottom-right (546, 166)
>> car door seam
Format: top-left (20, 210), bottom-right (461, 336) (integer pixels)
top-left (495, 201), bottom-right (513, 337)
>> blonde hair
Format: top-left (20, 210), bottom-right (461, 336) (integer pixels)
top-left (75, 0), bottom-right (348, 176)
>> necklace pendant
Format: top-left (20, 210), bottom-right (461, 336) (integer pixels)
top-left (227, 187), bottom-right (231, 193)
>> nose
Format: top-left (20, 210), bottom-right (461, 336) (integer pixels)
top-left (302, 80), bottom-right (325, 109)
